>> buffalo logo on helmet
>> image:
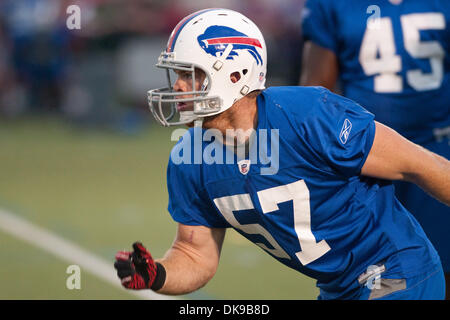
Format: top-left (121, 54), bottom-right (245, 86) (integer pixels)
top-left (197, 25), bottom-right (263, 65)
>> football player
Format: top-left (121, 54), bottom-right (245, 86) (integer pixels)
top-left (300, 0), bottom-right (450, 299)
top-left (114, 8), bottom-right (450, 300)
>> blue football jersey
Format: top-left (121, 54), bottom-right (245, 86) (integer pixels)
top-left (166, 87), bottom-right (440, 299)
top-left (302, 0), bottom-right (450, 144)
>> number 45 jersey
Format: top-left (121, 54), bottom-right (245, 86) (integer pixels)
top-left (302, 0), bottom-right (450, 144)
top-left (166, 87), bottom-right (440, 299)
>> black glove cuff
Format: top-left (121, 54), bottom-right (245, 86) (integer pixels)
top-left (150, 262), bottom-right (166, 291)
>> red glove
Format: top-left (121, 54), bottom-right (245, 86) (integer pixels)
top-left (114, 242), bottom-right (165, 290)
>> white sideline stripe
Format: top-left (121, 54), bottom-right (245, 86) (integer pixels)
top-left (0, 208), bottom-right (175, 300)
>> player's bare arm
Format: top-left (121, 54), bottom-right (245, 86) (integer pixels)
top-left (299, 41), bottom-right (338, 90)
top-left (361, 122), bottom-right (450, 206)
top-left (155, 224), bottom-right (226, 295)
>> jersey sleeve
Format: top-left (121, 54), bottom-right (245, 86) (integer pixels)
top-left (300, 88), bottom-right (376, 178)
top-left (301, 0), bottom-right (338, 53)
top-left (166, 131), bottom-right (229, 228)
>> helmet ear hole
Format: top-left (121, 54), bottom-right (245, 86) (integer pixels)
top-left (230, 71), bottom-right (241, 84)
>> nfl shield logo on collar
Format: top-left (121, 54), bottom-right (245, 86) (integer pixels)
top-left (238, 159), bottom-right (251, 175)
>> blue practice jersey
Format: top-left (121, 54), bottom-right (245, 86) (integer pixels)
top-left (166, 87), bottom-right (440, 299)
top-left (302, 0), bottom-right (450, 144)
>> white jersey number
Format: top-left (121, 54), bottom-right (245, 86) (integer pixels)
top-left (359, 12), bottom-right (445, 93)
top-left (213, 179), bottom-right (331, 266)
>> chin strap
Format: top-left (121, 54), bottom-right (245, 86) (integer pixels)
top-left (194, 119), bottom-right (203, 128)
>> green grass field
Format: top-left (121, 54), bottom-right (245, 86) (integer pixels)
top-left (0, 115), bottom-right (317, 300)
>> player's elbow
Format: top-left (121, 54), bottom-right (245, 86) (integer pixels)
top-left (198, 262), bottom-right (218, 288)
top-left (176, 257), bottom-right (218, 295)
top-left (191, 253), bottom-right (219, 285)
top-left (172, 242), bottom-right (220, 290)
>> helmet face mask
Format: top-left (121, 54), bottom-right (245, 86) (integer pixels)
top-left (148, 57), bottom-right (222, 127)
top-left (147, 8), bottom-right (267, 127)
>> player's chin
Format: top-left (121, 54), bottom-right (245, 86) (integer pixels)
top-left (185, 114), bottom-right (217, 128)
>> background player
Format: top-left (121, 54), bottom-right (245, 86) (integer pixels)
top-left (300, 0), bottom-right (450, 298)
top-left (114, 8), bottom-right (450, 300)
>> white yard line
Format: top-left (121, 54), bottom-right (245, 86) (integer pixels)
top-left (0, 208), bottom-right (175, 300)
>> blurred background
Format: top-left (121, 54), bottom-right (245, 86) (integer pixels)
top-left (0, 0), bottom-right (317, 299)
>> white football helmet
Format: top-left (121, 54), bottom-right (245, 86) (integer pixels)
top-left (148, 8), bottom-right (267, 127)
